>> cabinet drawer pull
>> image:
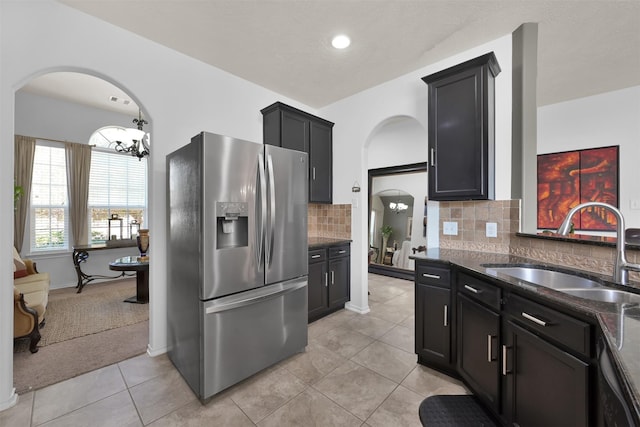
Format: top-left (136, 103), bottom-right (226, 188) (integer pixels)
top-left (331, 271), bottom-right (335, 285)
top-left (464, 284), bottom-right (480, 294)
top-left (487, 335), bottom-right (493, 362)
top-left (502, 345), bottom-right (511, 376)
top-left (430, 148), bottom-right (435, 167)
top-left (522, 312), bottom-right (547, 327)
top-left (324, 272), bottom-right (328, 287)
top-left (338, 250), bottom-right (346, 254)
top-left (311, 254), bottom-right (321, 259)
top-left (422, 273), bottom-right (441, 280)
top-left (443, 305), bottom-right (448, 327)
top-left (312, 167), bottom-right (316, 180)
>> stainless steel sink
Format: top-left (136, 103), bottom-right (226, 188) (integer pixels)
top-left (483, 264), bottom-right (640, 305)
top-left (483, 265), bottom-right (604, 289)
top-left (560, 288), bottom-right (640, 305)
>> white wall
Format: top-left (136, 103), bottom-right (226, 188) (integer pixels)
top-left (537, 86), bottom-right (640, 229)
top-left (367, 116), bottom-right (427, 168)
top-left (0, 0), bottom-right (315, 410)
top-left (15, 91), bottom-right (133, 143)
top-left (320, 35), bottom-right (513, 316)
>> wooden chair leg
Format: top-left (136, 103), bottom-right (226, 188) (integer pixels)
top-left (28, 323), bottom-right (41, 353)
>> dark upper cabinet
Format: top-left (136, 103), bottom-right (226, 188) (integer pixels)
top-left (422, 52), bottom-right (501, 201)
top-left (261, 102), bottom-right (333, 203)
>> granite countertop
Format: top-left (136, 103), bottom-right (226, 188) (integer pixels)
top-left (308, 237), bottom-right (352, 249)
top-left (411, 248), bottom-right (640, 419)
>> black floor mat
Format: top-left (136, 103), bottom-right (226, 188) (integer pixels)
top-left (419, 395), bottom-right (498, 426)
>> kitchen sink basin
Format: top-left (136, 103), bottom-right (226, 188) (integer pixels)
top-left (559, 288), bottom-right (640, 305)
top-left (483, 265), bottom-right (605, 290)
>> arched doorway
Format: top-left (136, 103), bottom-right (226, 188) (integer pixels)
top-left (12, 70), bottom-right (151, 393)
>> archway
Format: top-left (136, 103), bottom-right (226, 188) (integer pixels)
top-left (11, 69), bottom-right (152, 393)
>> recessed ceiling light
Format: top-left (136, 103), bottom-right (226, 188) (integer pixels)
top-left (331, 34), bottom-right (351, 49)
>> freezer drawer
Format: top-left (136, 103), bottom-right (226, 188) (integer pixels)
top-left (200, 277), bottom-right (308, 399)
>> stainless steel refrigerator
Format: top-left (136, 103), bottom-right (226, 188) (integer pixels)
top-left (166, 131), bottom-right (308, 400)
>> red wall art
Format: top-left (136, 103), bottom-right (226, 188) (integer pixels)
top-left (537, 146), bottom-right (619, 231)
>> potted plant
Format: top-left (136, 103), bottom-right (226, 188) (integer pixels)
top-left (14, 182), bottom-right (24, 210)
top-left (379, 225), bottom-right (393, 263)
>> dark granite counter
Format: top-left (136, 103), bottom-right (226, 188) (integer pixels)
top-left (411, 248), bottom-right (640, 420)
top-left (308, 237), bottom-right (352, 249)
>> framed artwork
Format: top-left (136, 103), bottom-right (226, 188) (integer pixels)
top-left (537, 146), bottom-right (619, 231)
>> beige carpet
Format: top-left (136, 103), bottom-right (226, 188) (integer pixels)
top-left (13, 279), bottom-right (149, 394)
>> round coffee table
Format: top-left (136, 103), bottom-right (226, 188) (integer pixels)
top-left (109, 256), bottom-right (149, 304)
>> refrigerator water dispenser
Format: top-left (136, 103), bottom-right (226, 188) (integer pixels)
top-left (216, 202), bottom-right (248, 249)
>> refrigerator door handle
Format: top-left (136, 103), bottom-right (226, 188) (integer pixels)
top-left (204, 278), bottom-right (307, 314)
top-left (257, 153), bottom-right (267, 267)
top-left (266, 153), bottom-right (276, 268)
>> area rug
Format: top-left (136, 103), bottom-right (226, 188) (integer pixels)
top-left (15, 278), bottom-right (148, 349)
top-left (13, 279), bottom-right (149, 393)
top-left (13, 320), bottom-right (148, 394)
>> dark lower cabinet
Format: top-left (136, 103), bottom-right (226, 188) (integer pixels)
top-left (415, 261), bottom-right (454, 373)
top-left (308, 250), bottom-right (328, 321)
top-left (416, 264), bottom-right (597, 426)
top-left (308, 243), bottom-right (350, 322)
top-left (457, 294), bottom-right (500, 413)
top-left (416, 283), bottom-right (452, 369)
top-left (328, 255), bottom-right (349, 307)
top-left (502, 319), bottom-right (589, 427)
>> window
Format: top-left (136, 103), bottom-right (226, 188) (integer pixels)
top-left (88, 149), bottom-right (147, 243)
top-left (30, 142), bottom-right (69, 252)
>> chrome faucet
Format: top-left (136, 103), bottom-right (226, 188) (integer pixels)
top-left (557, 202), bottom-right (640, 285)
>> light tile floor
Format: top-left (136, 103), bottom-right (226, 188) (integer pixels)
top-left (1, 274), bottom-right (469, 426)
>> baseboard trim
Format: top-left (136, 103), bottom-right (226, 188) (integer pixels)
top-left (345, 302), bottom-right (370, 315)
top-left (0, 388), bottom-right (18, 412)
top-left (147, 344), bottom-right (167, 357)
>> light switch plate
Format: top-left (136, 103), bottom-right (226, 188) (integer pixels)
top-left (443, 221), bottom-right (458, 236)
top-left (486, 222), bottom-right (498, 238)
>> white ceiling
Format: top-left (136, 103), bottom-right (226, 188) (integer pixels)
top-left (23, 1), bottom-right (640, 113)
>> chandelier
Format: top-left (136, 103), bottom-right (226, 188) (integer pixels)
top-left (389, 201), bottom-right (408, 213)
top-left (114, 110), bottom-right (149, 160)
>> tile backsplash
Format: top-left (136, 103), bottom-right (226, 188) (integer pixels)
top-left (437, 199), bottom-right (640, 284)
top-left (438, 200), bottom-right (519, 254)
top-left (308, 204), bottom-right (351, 239)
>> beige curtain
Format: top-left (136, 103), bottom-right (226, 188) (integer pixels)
top-left (14, 135), bottom-right (36, 252)
top-left (65, 143), bottom-right (92, 246)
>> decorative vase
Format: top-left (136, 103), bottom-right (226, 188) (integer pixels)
top-left (137, 229), bottom-right (149, 261)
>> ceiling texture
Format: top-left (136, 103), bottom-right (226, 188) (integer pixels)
top-left (25, 0), bottom-right (640, 113)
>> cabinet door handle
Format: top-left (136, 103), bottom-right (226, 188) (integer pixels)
top-left (422, 273), bottom-right (441, 280)
top-left (443, 305), bottom-right (448, 327)
top-left (502, 345), bottom-right (511, 376)
top-left (464, 284), bottom-right (480, 294)
top-left (331, 271), bottom-right (335, 285)
top-left (487, 335), bottom-right (493, 362)
top-left (430, 148), bottom-right (435, 167)
top-left (324, 272), bottom-right (328, 287)
top-left (311, 254), bottom-right (321, 259)
top-left (312, 167), bottom-right (316, 180)
top-left (522, 312), bottom-right (547, 327)
top-left (338, 250), bottom-right (346, 254)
